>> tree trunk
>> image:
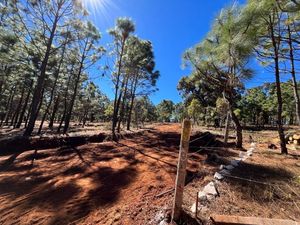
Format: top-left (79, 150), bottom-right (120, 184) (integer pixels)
top-left (224, 112), bottom-right (231, 145)
top-left (229, 108), bottom-right (243, 148)
top-left (117, 76), bottom-right (129, 133)
top-left (57, 75), bottom-right (71, 133)
top-left (16, 81), bottom-right (32, 128)
top-left (38, 43), bottom-right (66, 134)
top-left (287, 25), bottom-right (300, 125)
top-left (270, 16), bottom-right (287, 154)
top-left (23, 14), bottom-right (59, 136)
top-left (49, 95), bottom-right (60, 129)
top-left (13, 84), bottom-right (26, 127)
top-left (2, 89), bottom-right (15, 127)
top-left (57, 112), bottom-right (66, 133)
top-left (112, 37), bottom-right (126, 140)
top-left (126, 77), bottom-right (138, 131)
top-left (127, 95), bottom-right (135, 131)
top-left (0, 85), bottom-right (14, 126)
top-left (63, 42), bottom-right (87, 134)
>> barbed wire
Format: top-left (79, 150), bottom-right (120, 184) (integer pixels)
top-left (189, 132), bottom-right (213, 144)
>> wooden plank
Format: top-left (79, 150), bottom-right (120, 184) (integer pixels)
top-left (211, 215), bottom-right (299, 225)
top-left (172, 119), bottom-right (192, 222)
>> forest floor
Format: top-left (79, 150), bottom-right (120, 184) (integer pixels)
top-left (0, 122), bottom-right (112, 140)
top-left (183, 126), bottom-right (300, 224)
top-left (0, 124), bottom-right (299, 225)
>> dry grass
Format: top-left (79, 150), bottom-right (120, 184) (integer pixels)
top-left (182, 127), bottom-right (300, 224)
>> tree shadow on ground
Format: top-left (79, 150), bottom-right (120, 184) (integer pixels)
top-left (0, 146), bottom-right (139, 224)
top-left (0, 126), bottom-right (248, 224)
top-left (222, 161), bottom-right (296, 203)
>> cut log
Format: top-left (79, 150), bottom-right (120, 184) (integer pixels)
top-left (293, 134), bottom-right (300, 140)
top-left (210, 215), bottom-right (299, 225)
top-left (293, 139), bottom-right (299, 145)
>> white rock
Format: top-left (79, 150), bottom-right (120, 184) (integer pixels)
top-left (239, 152), bottom-right (247, 158)
top-left (251, 142), bottom-right (256, 147)
top-left (203, 182), bottom-right (218, 197)
top-left (191, 204), bottom-right (208, 214)
top-left (219, 164), bottom-right (225, 170)
top-left (191, 203), bottom-right (197, 213)
top-left (25, 177), bottom-right (31, 181)
top-left (198, 191), bottom-right (208, 201)
top-left (159, 220), bottom-right (168, 225)
top-left (225, 165), bottom-right (234, 170)
top-left (241, 156), bottom-right (249, 161)
top-left (214, 172), bottom-right (224, 180)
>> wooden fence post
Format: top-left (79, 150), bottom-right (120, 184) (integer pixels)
top-left (172, 119), bottom-right (192, 222)
top-left (195, 191), bottom-right (199, 219)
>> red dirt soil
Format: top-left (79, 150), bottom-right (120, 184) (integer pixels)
top-left (0, 124), bottom-right (205, 225)
top-left (2, 124), bottom-right (297, 225)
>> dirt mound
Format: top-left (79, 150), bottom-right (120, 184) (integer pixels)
top-left (0, 130), bottom-right (151, 156)
top-left (189, 131), bottom-right (221, 151)
top-left (0, 133), bottom-right (107, 155)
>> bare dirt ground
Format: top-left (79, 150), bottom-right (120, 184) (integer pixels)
top-left (0, 124), bottom-right (299, 225)
top-left (0, 124), bottom-right (199, 225)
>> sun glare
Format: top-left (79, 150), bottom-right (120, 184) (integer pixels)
top-left (79, 0), bottom-right (120, 24)
top-left (80, 0), bottom-right (113, 16)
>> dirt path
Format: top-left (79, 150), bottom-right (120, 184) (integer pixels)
top-left (0, 124), bottom-right (204, 225)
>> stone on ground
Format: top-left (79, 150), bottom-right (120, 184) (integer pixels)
top-left (198, 191), bottom-right (208, 202)
top-left (225, 165), bottom-right (234, 170)
top-left (203, 181), bottom-right (218, 197)
top-left (214, 172), bottom-right (224, 180)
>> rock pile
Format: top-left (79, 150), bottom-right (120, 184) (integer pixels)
top-left (191, 142), bottom-right (256, 214)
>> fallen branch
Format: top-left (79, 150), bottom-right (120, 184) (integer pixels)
top-left (156, 188), bottom-right (174, 198)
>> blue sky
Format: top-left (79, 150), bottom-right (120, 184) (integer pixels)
top-left (86, 0), bottom-right (290, 105)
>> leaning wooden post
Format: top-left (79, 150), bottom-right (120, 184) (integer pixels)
top-left (172, 119), bottom-right (192, 222)
top-left (195, 191), bottom-right (199, 219)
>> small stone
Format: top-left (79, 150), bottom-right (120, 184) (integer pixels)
top-left (198, 191), bottom-right (208, 201)
top-left (219, 164), bottom-right (225, 170)
top-left (251, 142), bottom-right (256, 147)
top-left (203, 182), bottom-right (218, 197)
top-left (25, 177), bottom-right (31, 181)
top-left (225, 165), bottom-right (234, 170)
top-left (191, 202), bottom-right (206, 213)
top-left (191, 203), bottom-right (197, 213)
top-left (239, 152), bottom-right (247, 158)
top-left (241, 156), bottom-right (249, 161)
top-left (159, 220), bottom-right (168, 225)
top-left (214, 172), bottom-right (224, 180)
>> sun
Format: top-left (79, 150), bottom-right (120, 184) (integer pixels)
top-left (79, 0), bottom-right (120, 25)
top-left (80, 0), bottom-right (110, 15)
